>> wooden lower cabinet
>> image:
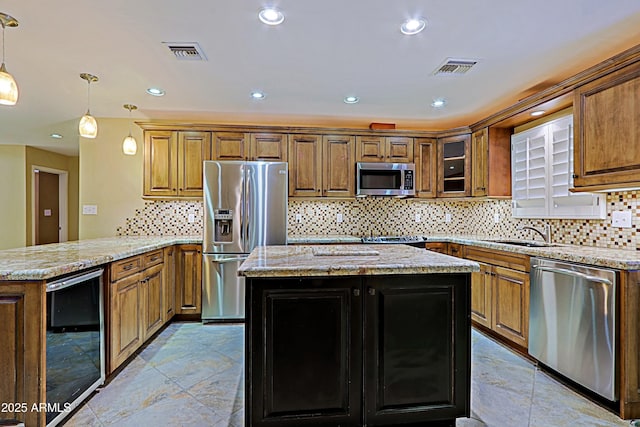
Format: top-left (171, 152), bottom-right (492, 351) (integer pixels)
top-left (175, 244), bottom-right (202, 315)
top-left (464, 246), bottom-right (530, 348)
top-left (163, 246), bottom-right (176, 322)
top-left (109, 250), bottom-right (166, 372)
top-left (142, 263), bottom-right (164, 339)
top-left (491, 266), bottom-right (529, 347)
top-left (0, 281), bottom-right (46, 427)
top-left (246, 274), bottom-right (470, 426)
top-left (110, 272), bottom-right (144, 371)
top-left (470, 261), bottom-right (492, 329)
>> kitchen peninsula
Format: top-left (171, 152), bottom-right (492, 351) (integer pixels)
top-left (239, 244), bottom-right (479, 427)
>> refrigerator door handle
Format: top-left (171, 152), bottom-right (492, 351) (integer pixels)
top-left (244, 166), bottom-right (253, 253)
top-left (210, 256), bottom-right (248, 263)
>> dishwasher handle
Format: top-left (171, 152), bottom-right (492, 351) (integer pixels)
top-left (535, 265), bottom-right (612, 286)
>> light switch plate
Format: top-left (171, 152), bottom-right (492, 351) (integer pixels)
top-left (82, 204), bottom-right (98, 215)
top-left (494, 213), bottom-right (500, 223)
top-left (336, 213), bottom-right (343, 223)
top-left (415, 213), bottom-right (421, 223)
top-left (445, 213), bottom-right (452, 223)
top-left (612, 210), bottom-right (632, 228)
top-left (188, 214), bottom-right (195, 223)
top-left (295, 214), bottom-right (302, 223)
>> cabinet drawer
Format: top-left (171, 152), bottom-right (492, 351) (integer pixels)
top-left (144, 250), bottom-right (164, 268)
top-left (111, 256), bottom-right (143, 281)
top-left (464, 246), bottom-right (529, 272)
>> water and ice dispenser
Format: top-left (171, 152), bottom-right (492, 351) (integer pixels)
top-left (214, 209), bottom-right (234, 242)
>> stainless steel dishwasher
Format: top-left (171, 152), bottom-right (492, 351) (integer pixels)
top-left (529, 257), bottom-right (617, 401)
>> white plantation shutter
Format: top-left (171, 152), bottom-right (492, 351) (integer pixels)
top-left (511, 115), bottom-right (604, 219)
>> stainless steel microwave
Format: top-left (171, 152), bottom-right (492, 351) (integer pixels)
top-left (356, 162), bottom-right (415, 196)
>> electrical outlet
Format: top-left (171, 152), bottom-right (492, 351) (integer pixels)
top-left (415, 213), bottom-right (421, 223)
top-left (295, 214), bottom-right (302, 223)
top-left (337, 213), bottom-right (343, 223)
top-left (612, 210), bottom-right (632, 228)
top-left (494, 213), bottom-right (500, 223)
top-left (445, 213), bottom-right (452, 223)
top-left (188, 214), bottom-right (195, 223)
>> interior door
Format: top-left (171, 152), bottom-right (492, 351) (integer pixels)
top-left (36, 171), bottom-right (60, 245)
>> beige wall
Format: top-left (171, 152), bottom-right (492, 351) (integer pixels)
top-left (79, 118), bottom-right (145, 239)
top-left (0, 146), bottom-right (27, 249)
top-left (25, 147), bottom-right (80, 244)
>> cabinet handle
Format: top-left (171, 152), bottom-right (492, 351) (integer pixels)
top-left (368, 288), bottom-right (376, 296)
top-left (572, 174), bottom-right (578, 179)
top-left (353, 289), bottom-right (360, 297)
top-left (123, 264), bottom-right (134, 271)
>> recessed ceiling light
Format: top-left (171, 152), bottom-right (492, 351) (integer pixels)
top-left (431, 98), bottom-right (446, 108)
top-left (50, 133), bottom-right (63, 139)
top-left (258, 7), bottom-right (284, 25)
top-left (343, 96), bottom-right (359, 104)
top-left (251, 91), bottom-right (266, 99)
top-left (401, 18), bottom-right (426, 35)
top-left (531, 110), bottom-right (545, 116)
top-left (146, 87), bottom-right (165, 97)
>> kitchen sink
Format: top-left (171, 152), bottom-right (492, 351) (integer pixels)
top-left (490, 240), bottom-right (557, 248)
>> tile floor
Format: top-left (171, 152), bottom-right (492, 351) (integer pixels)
top-left (62, 322), bottom-right (631, 427)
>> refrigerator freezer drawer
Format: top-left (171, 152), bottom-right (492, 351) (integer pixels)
top-left (202, 254), bottom-right (248, 322)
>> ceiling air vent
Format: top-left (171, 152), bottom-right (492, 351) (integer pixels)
top-left (163, 42), bottom-right (207, 61)
top-left (433, 58), bottom-right (478, 76)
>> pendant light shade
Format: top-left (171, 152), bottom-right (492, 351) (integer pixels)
top-left (0, 13), bottom-right (19, 106)
top-left (122, 104), bottom-right (138, 155)
top-left (79, 73), bottom-right (99, 138)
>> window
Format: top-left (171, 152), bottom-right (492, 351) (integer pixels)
top-left (511, 115), bottom-right (605, 219)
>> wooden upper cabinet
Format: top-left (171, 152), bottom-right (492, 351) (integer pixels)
top-left (144, 130), bottom-right (211, 197)
top-left (177, 131), bottom-right (211, 197)
top-left (144, 131), bottom-right (178, 196)
top-left (323, 135), bottom-right (356, 197)
top-left (573, 61), bottom-right (640, 191)
top-left (386, 136), bottom-right (413, 162)
top-left (213, 132), bottom-right (249, 160)
top-left (356, 136), bottom-right (414, 162)
top-left (471, 127), bottom-right (511, 197)
top-left (471, 129), bottom-right (488, 197)
top-left (437, 134), bottom-right (471, 197)
top-left (414, 138), bottom-right (437, 198)
top-left (250, 133), bottom-right (287, 161)
top-left (288, 134), bottom-right (323, 197)
top-left (356, 135), bottom-right (385, 162)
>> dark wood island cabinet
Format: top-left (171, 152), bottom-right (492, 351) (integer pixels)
top-left (239, 244), bottom-right (478, 427)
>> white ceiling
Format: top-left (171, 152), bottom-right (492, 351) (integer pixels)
top-left (1, 0), bottom-right (640, 156)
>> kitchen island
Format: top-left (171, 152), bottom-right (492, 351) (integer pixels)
top-left (238, 244), bottom-right (479, 427)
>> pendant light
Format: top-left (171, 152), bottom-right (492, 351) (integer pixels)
top-left (79, 73), bottom-right (99, 138)
top-left (0, 12), bottom-right (19, 106)
top-left (122, 104), bottom-right (138, 155)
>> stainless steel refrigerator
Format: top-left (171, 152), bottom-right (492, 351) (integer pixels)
top-left (202, 160), bottom-right (288, 322)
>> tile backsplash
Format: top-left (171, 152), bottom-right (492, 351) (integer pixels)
top-left (117, 191), bottom-right (639, 250)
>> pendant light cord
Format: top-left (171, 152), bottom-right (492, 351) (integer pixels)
top-left (1, 24), bottom-right (5, 65)
top-left (86, 80), bottom-right (91, 114)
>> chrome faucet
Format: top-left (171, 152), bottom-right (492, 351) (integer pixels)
top-left (517, 224), bottom-right (552, 243)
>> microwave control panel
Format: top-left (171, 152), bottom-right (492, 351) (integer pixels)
top-left (403, 170), bottom-right (414, 189)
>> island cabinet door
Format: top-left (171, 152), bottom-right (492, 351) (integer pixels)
top-left (246, 277), bottom-right (362, 427)
top-left (363, 274), bottom-right (471, 426)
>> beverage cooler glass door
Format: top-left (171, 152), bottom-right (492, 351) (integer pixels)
top-left (244, 162), bottom-right (288, 252)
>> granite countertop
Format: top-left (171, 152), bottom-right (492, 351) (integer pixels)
top-left (237, 244), bottom-right (480, 278)
top-left (0, 236), bottom-right (201, 281)
top-left (290, 234), bottom-right (640, 271)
